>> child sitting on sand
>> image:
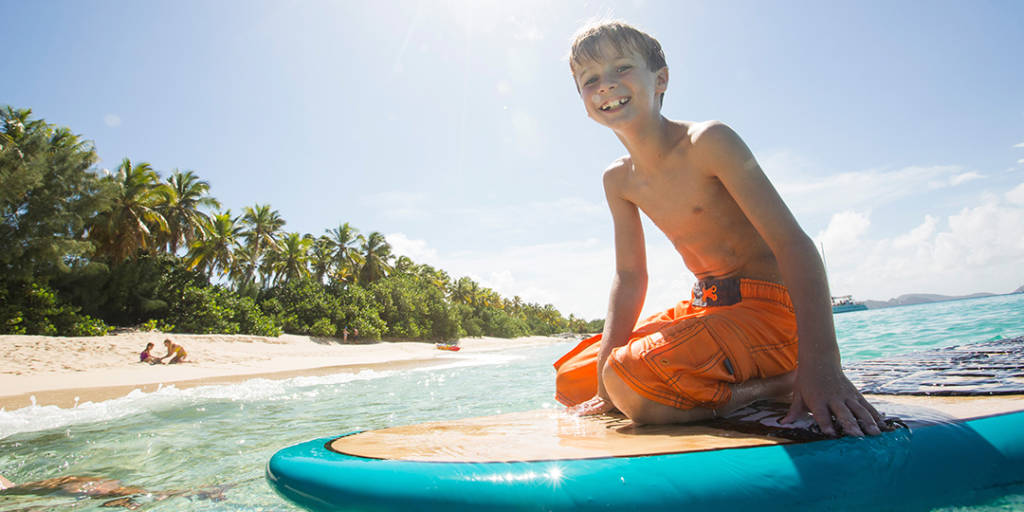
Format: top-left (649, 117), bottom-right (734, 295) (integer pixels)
top-left (139, 342), bottom-right (158, 364)
top-left (154, 338), bottom-right (189, 364)
top-left (554, 20), bottom-right (881, 437)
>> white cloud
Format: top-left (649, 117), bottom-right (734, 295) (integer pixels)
top-left (817, 211), bottom-right (871, 254)
top-left (386, 232), bottom-right (438, 264)
top-left (819, 183), bottom-right (1024, 300)
top-left (1006, 182), bottom-right (1024, 206)
top-left (1013, 141), bottom-right (1024, 148)
top-left (892, 215), bottom-right (937, 249)
top-left (777, 164), bottom-right (971, 215)
top-left (103, 114), bottom-right (121, 127)
top-left (948, 171), bottom-right (983, 186)
top-left (1018, 158), bottom-right (1024, 165)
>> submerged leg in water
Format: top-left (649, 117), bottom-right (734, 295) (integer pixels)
top-left (0, 474), bottom-right (232, 509)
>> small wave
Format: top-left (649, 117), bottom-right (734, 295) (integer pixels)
top-left (413, 352), bottom-right (527, 372)
top-left (0, 369), bottom-right (392, 439)
top-left (0, 353), bottom-right (533, 439)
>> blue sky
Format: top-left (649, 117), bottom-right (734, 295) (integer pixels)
top-left (4, 0), bottom-right (1024, 319)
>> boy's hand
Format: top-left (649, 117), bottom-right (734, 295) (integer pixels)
top-left (568, 395), bottom-right (618, 416)
top-left (782, 365), bottom-right (882, 437)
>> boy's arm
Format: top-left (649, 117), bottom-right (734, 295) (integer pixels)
top-left (696, 123), bottom-right (882, 436)
top-left (570, 163), bottom-right (648, 415)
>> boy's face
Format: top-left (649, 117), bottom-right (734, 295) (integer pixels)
top-left (572, 41), bottom-right (667, 129)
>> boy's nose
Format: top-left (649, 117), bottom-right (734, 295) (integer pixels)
top-left (600, 81), bottom-right (617, 93)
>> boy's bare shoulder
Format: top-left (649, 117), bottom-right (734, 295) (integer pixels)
top-left (601, 155), bottom-right (632, 189)
top-left (686, 120), bottom-right (753, 174)
top-left (687, 119), bottom-right (736, 147)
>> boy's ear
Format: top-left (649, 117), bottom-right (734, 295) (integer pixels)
top-left (655, 66), bottom-right (669, 93)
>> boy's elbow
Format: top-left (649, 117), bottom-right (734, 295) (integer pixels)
top-left (773, 232), bottom-right (819, 263)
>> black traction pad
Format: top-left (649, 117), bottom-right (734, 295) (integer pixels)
top-left (704, 336), bottom-right (1024, 440)
top-left (844, 336), bottom-right (1024, 396)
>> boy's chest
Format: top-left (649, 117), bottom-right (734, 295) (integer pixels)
top-left (623, 161), bottom-right (730, 227)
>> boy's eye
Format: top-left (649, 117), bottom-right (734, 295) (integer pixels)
top-left (583, 76), bottom-right (598, 86)
top-left (617, 65), bottom-right (632, 73)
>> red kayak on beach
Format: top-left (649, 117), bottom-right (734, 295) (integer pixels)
top-left (435, 344), bottom-right (461, 352)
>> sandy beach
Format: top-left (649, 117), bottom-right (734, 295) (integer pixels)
top-left (0, 332), bottom-right (571, 410)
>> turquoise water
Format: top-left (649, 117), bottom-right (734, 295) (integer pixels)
top-left (1, 293), bottom-right (1022, 511)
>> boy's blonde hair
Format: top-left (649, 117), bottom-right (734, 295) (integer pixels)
top-left (569, 20), bottom-right (667, 104)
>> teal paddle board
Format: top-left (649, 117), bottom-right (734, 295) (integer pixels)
top-left (267, 337), bottom-right (1024, 511)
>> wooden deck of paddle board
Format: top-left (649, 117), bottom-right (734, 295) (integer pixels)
top-left (329, 394), bottom-right (1024, 463)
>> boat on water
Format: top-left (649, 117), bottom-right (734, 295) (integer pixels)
top-left (832, 295), bottom-right (868, 314)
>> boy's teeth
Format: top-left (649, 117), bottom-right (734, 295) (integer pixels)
top-left (601, 97), bottom-right (629, 110)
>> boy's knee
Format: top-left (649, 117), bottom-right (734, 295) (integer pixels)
top-left (601, 363), bottom-right (651, 422)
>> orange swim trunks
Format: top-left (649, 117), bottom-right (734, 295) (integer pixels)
top-left (554, 278), bottom-right (798, 410)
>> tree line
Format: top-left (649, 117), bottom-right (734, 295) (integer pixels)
top-left (0, 106), bottom-right (604, 340)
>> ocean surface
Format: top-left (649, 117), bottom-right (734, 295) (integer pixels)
top-left (1, 293), bottom-right (1023, 511)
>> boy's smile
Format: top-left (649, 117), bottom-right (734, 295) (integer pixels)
top-left (597, 96), bottom-right (631, 112)
top-left (573, 43), bottom-right (666, 128)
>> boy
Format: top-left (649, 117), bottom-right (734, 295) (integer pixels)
top-left (554, 21), bottom-right (881, 437)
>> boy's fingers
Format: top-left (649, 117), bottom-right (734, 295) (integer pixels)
top-left (806, 402), bottom-right (836, 436)
top-left (861, 397), bottom-right (883, 423)
top-left (831, 401), bottom-right (866, 437)
top-left (780, 391), bottom-right (807, 424)
top-left (847, 399), bottom-right (882, 435)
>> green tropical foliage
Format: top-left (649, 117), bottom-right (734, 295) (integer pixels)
top-left (240, 204), bottom-right (285, 286)
top-left (88, 158), bottom-right (168, 263)
top-left (0, 107), bottom-right (600, 339)
top-left (160, 170), bottom-right (219, 254)
top-left (357, 231), bottom-right (393, 284)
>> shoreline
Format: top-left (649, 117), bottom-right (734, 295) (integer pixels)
top-left (0, 333), bottom-right (573, 411)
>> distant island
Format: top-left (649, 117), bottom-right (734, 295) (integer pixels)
top-left (862, 285), bottom-right (1023, 310)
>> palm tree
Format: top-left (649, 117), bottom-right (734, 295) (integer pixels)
top-left (229, 242), bottom-right (259, 288)
top-left (393, 255), bottom-right (416, 275)
top-left (451, 276), bottom-right (481, 306)
top-left (326, 222), bottom-right (363, 284)
top-left (240, 204), bottom-right (285, 285)
top-left (159, 170), bottom-right (219, 255)
top-left (186, 210), bottom-right (241, 278)
top-left (309, 235), bottom-right (334, 284)
top-left (88, 158), bottom-right (168, 262)
top-left (266, 232), bottom-right (312, 285)
top-left (418, 265), bottom-right (451, 293)
top-left (357, 231), bottom-right (394, 284)
top-left (481, 289), bottom-right (503, 310)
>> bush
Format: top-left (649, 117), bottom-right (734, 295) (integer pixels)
top-left (0, 281), bottom-right (111, 336)
top-left (261, 278), bottom-right (343, 335)
top-left (165, 285), bottom-right (280, 336)
top-left (140, 318), bottom-right (175, 333)
top-left (332, 284), bottom-right (385, 341)
top-left (309, 317), bottom-right (336, 337)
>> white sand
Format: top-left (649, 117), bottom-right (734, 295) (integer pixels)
top-left (0, 332), bottom-right (571, 410)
